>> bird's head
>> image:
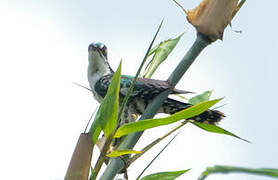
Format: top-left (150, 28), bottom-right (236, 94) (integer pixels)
top-left (88, 42), bottom-right (114, 74)
top-left (88, 42), bottom-right (108, 61)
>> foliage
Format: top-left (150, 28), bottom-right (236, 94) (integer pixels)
top-left (89, 63), bottom-right (122, 143)
top-left (65, 1), bottom-right (278, 180)
top-left (191, 121), bottom-right (250, 142)
top-left (114, 99), bottom-right (222, 138)
top-left (198, 165), bottom-right (278, 180)
top-left (143, 33), bottom-right (184, 78)
top-left (140, 169), bottom-right (190, 180)
top-left (106, 149), bottom-right (143, 158)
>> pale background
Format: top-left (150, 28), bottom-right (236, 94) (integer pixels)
top-left (0, 0), bottom-right (277, 180)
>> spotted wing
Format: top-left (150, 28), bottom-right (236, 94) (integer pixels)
top-left (94, 74), bottom-right (190, 99)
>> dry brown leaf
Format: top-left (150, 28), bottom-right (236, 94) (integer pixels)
top-left (186, 0), bottom-right (239, 41)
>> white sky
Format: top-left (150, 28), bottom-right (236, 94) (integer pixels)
top-left (0, 0), bottom-right (277, 180)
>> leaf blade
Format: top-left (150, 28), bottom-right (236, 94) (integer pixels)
top-left (115, 99), bottom-right (222, 138)
top-left (93, 62), bottom-right (122, 138)
top-left (188, 90), bottom-right (213, 105)
top-left (144, 33), bottom-right (184, 78)
top-left (106, 149), bottom-right (143, 158)
top-left (140, 169), bottom-right (190, 180)
top-left (89, 108), bottom-right (102, 144)
top-left (191, 122), bottom-right (250, 143)
top-left (198, 165), bottom-right (278, 180)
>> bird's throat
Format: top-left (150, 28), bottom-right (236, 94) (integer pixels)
top-left (88, 53), bottom-right (111, 102)
top-left (88, 53), bottom-right (110, 76)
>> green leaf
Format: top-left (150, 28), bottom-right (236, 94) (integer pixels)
top-left (89, 107), bottom-right (102, 143)
top-left (191, 122), bottom-right (250, 143)
top-left (140, 169), bottom-right (190, 180)
top-left (188, 90), bottom-right (212, 105)
top-left (115, 99), bottom-right (222, 138)
top-left (106, 149), bottom-right (143, 158)
top-left (93, 62), bottom-right (121, 139)
top-left (144, 33), bottom-right (184, 78)
top-left (147, 44), bottom-right (159, 57)
top-left (91, 121), bottom-right (102, 143)
top-left (198, 165), bottom-right (278, 180)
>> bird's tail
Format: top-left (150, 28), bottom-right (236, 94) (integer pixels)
top-left (161, 98), bottom-right (225, 124)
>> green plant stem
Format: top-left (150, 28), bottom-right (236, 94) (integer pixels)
top-left (168, 34), bottom-right (211, 86)
top-left (93, 155), bottom-right (105, 178)
top-left (99, 33), bottom-right (211, 180)
top-left (93, 136), bottom-right (112, 177)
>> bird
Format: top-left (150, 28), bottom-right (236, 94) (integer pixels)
top-left (87, 42), bottom-right (225, 129)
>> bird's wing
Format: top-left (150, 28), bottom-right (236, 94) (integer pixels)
top-left (94, 74), bottom-right (191, 99)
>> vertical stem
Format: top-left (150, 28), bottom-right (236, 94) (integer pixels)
top-left (99, 33), bottom-right (211, 180)
top-left (168, 33), bottom-right (211, 86)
